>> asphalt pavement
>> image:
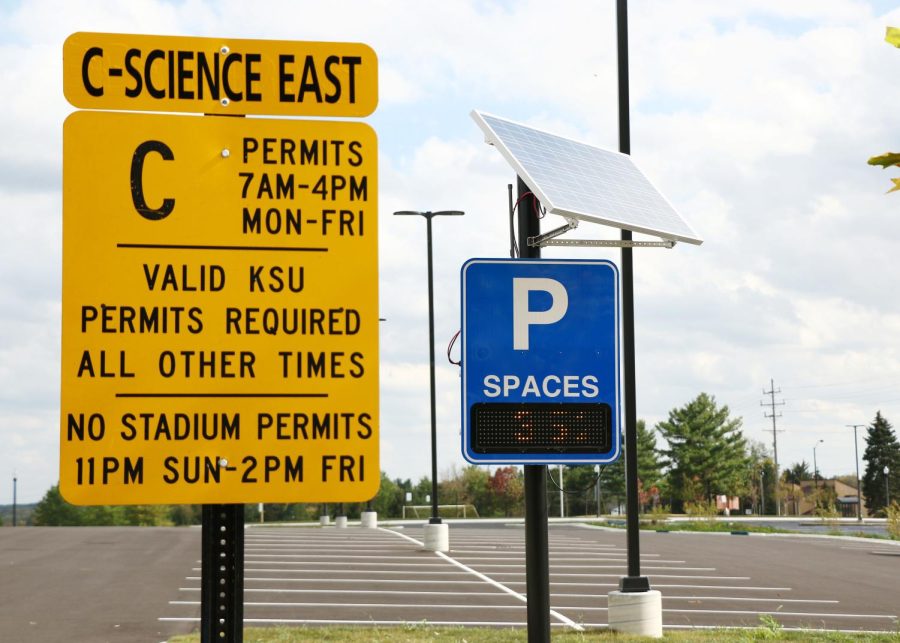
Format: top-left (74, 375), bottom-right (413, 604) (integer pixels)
top-left (0, 527), bottom-right (198, 643)
top-left (2, 521), bottom-right (898, 641)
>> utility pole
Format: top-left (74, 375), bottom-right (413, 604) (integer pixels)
top-left (761, 379), bottom-right (785, 516)
top-left (847, 424), bottom-right (865, 521)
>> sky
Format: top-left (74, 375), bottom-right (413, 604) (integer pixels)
top-left (2, 0), bottom-right (900, 504)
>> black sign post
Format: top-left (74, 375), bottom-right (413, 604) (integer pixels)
top-left (201, 504), bottom-right (244, 643)
top-left (516, 176), bottom-right (552, 643)
top-left (616, 0), bottom-right (650, 595)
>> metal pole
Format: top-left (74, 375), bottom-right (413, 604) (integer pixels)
top-left (617, 0), bottom-right (649, 593)
top-left (885, 466), bottom-right (890, 508)
top-left (813, 439), bottom-right (823, 491)
top-left (12, 475), bottom-right (17, 527)
top-left (848, 425), bottom-right (864, 521)
top-left (425, 215), bottom-right (440, 524)
top-left (559, 464), bottom-right (565, 518)
top-left (517, 175), bottom-right (551, 643)
top-left (201, 504), bottom-right (244, 643)
top-left (395, 210), bottom-right (463, 524)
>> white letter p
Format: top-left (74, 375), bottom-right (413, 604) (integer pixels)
top-left (512, 278), bottom-right (568, 350)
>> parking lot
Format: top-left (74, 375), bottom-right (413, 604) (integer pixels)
top-left (161, 521), bottom-right (900, 633)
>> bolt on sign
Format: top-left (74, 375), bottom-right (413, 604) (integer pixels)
top-left (61, 33), bottom-right (379, 505)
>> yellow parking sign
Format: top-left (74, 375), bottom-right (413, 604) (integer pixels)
top-left (61, 110), bottom-right (379, 505)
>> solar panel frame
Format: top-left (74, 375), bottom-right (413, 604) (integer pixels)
top-left (472, 110), bottom-right (703, 245)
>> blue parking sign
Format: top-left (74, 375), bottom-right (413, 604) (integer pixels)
top-left (461, 259), bottom-right (621, 464)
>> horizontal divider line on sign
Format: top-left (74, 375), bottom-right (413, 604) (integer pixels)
top-left (117, 243), bottom-right (328, 252)
top-left (115, 393), bottom-right (328, 398)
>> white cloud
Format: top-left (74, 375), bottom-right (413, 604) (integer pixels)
top-left (2, 0), bottom-right (900, 502)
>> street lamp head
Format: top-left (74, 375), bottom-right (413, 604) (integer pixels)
top-left (393, 210), bottom-right (465, 218)
top-left (885, 465), bottom-right (890, 474)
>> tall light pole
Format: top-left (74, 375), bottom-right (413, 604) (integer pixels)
top-left (394, 210), bottom-right (464, 529)
top-left (813, 439), bottom-right (824, 490)
top-left (885, 466), bottom-right (890, 509)
top-left (848, 425), bottom-right (865, 521)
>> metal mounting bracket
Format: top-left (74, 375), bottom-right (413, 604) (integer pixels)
top-left (527, 218), bottom-right (579, 247)
top-left (527, 217), bottom-right (676, 249)
top-left (540, 238), bottom-right (675, 248)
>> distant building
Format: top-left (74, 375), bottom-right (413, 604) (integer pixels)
top-left (784, 479), bottom-right (868, 518)
top-left (714, 494), bottom-right (740, 514)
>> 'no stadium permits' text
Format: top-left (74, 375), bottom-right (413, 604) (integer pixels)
top-left (61, 111), bottom-right (379, 505)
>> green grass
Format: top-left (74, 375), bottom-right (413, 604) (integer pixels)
top-left (169, 625), bottom-right (900, 642)
top-left (597, 520), bottom-right (787, 534)
top-left (597, 520), bottom-right (898, 539)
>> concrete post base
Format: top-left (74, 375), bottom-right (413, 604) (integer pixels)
top-left (360, 511), bottom-right (378, 528)
top-left (319, 515), bottom-right (330, 526)
top-left (423, 522), bottom-right (450, 552)
top-left (607, 590), bottom-right (663, 638)
top-left (334, 515), bottom-right (348, 528)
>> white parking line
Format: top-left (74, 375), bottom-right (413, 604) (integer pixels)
top-left (664, 608), bottom-right (898, 620)
top-left (178, 588), bottom-right (519, 597)
top-left (379, 527), bottom-right (584, 632)
top-left (171, 600), bottom-right (528, 610)
top-left (552, 593), bottom-right (839, 604)
top-left (160, 617), bottom-right (576, 627)
top-left (551, 605), bottom-right (897, 619)
top-left (240, 559), bottom-right (708, 571)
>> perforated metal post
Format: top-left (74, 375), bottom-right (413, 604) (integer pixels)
top-left (201, 504), bottom-right (244, 643)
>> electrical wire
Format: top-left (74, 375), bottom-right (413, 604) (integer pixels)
top-left (447, 329), bottom-right (461, 366)
top-left (547, 466), bottom-right (605, 495)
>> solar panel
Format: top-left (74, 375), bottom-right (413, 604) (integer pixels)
top-left (472, 110), bottom-right (702, 245)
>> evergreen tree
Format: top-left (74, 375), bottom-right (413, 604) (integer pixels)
top-left (32, 484), bottom-right (84, 526)
top-left (657, 393), bottom-right (749, 511)
top-left (636, 419), bottom-right (664, 498)
top-left (590, 419), bottom-right (662, 514)
top-left (862, 411), bottom-right (900, 515)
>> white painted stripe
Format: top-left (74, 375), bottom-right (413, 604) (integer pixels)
top-left (649, 583), bottom-right (793, 591)
top-left (240, 559), bottom-right (708, 571)
top-left (560, 621), bottom-right (899, 634)
top-left (244, 554), bottom-right (434, 560)
top-left (550, 593), bottom-right (838, 604)
top-left (435, 550), bottom-right (584, 632)
top-left (450, 556), bottom-right (680, 562)
top-left (379, 525), bottom-right (586, 632)
top-left (234, 568), bottom-right (747, 581)
top-left (179, 588), bottom-right (510, 597)
top-left (660, 608), bottom-right (897, 619)
top-left (160, 617), bottom-right (577, 627)
top-left (176, 586), bottom-right (840, 606)
top-left (675, 625), bottom-right (898, 634)
top-left (241, 561), bottom-right (468, 568)
top-left (171, 600), bottom-right (526, 610)
top-left (547, 581), bottom-right (794, 591)
top-left (191, 577), bottom-right (496, 585)
top-left (549, 605), bottom-right (896, 619)
top-left (380, 526), bottom-right (424, 547)
top-left (237, 568), bottom-right (472, 576)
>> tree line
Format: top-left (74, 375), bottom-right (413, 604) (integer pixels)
top-left (22, 393), bottom-right (900, 526)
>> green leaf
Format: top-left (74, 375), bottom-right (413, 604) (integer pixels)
top-left (888, 178), bottom-right (900, 194)
top-left (868, 152), bottom-right (900, 168)
top-left (887, 26), bottom-right (900, 48)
